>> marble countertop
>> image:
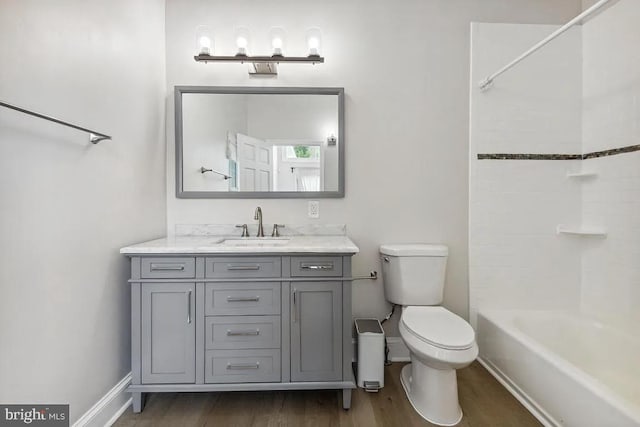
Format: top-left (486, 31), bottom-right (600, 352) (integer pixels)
top-left (120, 235), bottom-right (360, 255)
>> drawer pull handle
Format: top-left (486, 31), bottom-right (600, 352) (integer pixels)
top-left (300, 263), bottom-right (333, 270)
top-left (226, 265), bottom-right (261, 271)
top-left (226, 296), bottom-right (260, 302)
top-left (227, 362), bottom-right (260, 370)
top-left (150, 264), bottom-right (185, 271)
top-left (226, 329), bottom-right (260, 336)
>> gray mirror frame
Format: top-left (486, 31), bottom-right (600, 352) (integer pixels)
top-left (175, 86), bottom-right (345, 199)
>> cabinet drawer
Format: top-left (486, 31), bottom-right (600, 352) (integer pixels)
top-left (141, 257), bottom-right (195, 279)
top-left (205, 349), bottom-right (281, 383)
top-left (205, 316), bottom-right (280, 350)
top-left (205, 257), bottom-right (281, 279)
top-left (205, 282), bottom-right (281, 315)
top-left (290, 256), bottom-right (342, 277)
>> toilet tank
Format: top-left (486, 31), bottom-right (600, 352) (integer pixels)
top-left (380, 244), bottom-right (448, 305)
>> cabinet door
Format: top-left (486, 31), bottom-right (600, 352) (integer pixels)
top-left (290, 282), bottom-right (342, 382)
top-left (141, 283), bottom-right (195, 384)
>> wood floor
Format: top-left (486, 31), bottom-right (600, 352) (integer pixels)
top-left (114, 362), bottom-right (541, 427)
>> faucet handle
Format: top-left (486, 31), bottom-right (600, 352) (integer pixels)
top-left (235, 224), bottom-right (249, 237)
top-left (271, 224), bottom-right (285, 237)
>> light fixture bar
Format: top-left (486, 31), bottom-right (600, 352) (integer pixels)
top-left (194, 54), bottom-right (324, 64)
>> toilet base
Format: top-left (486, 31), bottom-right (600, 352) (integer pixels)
top-left (400, 361), bottom-right (463, 426)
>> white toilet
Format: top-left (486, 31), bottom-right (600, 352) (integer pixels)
top-left (380, 244), bottom-right (478, 426)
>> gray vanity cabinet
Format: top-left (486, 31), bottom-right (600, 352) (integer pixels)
top-left (291, 282), bottom-right (342, 382)
top-left (126, 253), bottom-right (355, 413)
top-left (141, 282), bottom-right (195, 384)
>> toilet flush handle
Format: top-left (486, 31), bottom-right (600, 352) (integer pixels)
top-left (383, 257), bottom-right (390, 262)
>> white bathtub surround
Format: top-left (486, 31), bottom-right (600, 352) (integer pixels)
top-left (174, 223), bottom-right (347, 237)
top-left (120, 234), bottom-right (359, 254)
top-left (469, 22), bottom-right (584, 326)
top-left (580, 0), bottom-right (640, 336)
top-left (478, 310), bottom-right (640, 427)
top-left (470, 3), bottom-right (640, 425)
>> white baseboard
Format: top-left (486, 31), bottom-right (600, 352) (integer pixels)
top-left (385, 336), bottom-right (410, 362)
top-left (73, 373), bottom-right (132, 427)
top-left (352, 336), bottom-right (410, 363)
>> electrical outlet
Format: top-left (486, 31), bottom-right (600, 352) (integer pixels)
top-left (308, 200), bottom-right (320, 218)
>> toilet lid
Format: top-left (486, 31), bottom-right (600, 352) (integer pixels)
top-left (401, 306), bottom-right (475, 350)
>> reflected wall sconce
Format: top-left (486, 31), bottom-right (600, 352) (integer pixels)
top-left (194, 26), bottom-right (324, 76)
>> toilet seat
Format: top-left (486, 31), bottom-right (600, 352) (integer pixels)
top-left (401, 306), bottom-right (475, 350)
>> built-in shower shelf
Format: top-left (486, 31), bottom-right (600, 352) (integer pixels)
top-left (556, 225), bottom-right (607, 237)
top-left (566, 171), bottom-right (598, 178)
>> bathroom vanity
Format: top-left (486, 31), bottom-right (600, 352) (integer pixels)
top-left (120, 234), bottom-right (358, 412)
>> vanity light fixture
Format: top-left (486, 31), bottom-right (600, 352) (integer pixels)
top-left (194, 26), bottom-right (324, 76)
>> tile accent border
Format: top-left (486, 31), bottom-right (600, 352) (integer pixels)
top-left (477, 144), bottom-right (640, 160)
top-left (477, 153), bottom-right (581, 160)
top-left (582, 144), bottom-right (640, 159)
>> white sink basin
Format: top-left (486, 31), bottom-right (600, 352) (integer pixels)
top-left (221, 238), bottom-right (290, 247)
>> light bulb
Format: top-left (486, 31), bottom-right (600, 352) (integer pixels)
top-left (308, 37), bottom-right (319, 55)
top-left (269, 27), bottom-right (287, 56)
top-left (195, 25), bottom-right (213, 55)
top-left (199, 36), bottom-right (211, 52)
top-left (305, 28), bottom-right (322, 56)
top-left (234, 27), bottom-right (251, 56)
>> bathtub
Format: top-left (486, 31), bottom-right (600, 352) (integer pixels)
top-left (477, 309), bottom-right (640, 427)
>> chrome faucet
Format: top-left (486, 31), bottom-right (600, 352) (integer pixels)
top-left (254, 206), bottom-right (265, 237)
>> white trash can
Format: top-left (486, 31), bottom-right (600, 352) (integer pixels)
top-left (355, 318), bottom-right (385, 391)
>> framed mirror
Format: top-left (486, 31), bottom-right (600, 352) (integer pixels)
top-left (175, 86), bottom-right (344, 198)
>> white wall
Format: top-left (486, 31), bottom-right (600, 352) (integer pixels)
top-left (165, 0), bottom-right (581, 332)
top-left (0, 1), bottom-right (166, 423)
top-left (581, 0), bottom-right (640, 333)
top-left (469, 23), bottom-right (584, 325)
